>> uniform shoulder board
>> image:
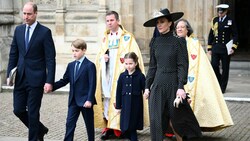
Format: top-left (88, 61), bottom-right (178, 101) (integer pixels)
top-left (212, 16), bottom-right (218, 22)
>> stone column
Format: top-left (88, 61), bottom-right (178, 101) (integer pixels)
top-left (108, 0), bottom-right (121, 13)
top-left (121, 0), bottom-right (133, 32)
top-left (97, 0), bottom-right (108, 47)
top-left (204, 0), bottom-right (219, 48)
top-left (0, 0), bottom-right (15, 90)
top-left (133, 0), bottom-right (148, 51)
top-left (55, 0), bottom-right (66, 53)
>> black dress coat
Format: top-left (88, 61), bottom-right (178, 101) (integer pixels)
top-left (116, 69), bottom-right (145, 132)
top-left (146, 32), bottom-right (201, 140)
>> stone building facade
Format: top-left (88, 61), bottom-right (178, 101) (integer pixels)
top-left (0, 0), bottom-right (221, 90)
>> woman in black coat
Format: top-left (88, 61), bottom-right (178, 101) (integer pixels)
top-left (143, 8), bottom-right (202, 141)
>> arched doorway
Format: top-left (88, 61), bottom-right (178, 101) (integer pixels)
top-left (234, 0), bottom-right (250, 60)
top-left (222, 0), bottom-right (250, 61)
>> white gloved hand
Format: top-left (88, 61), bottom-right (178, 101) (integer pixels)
top-left (173, 96), bottom-right (182, 108)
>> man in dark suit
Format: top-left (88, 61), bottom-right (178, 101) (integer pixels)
top-left (6, 2), bottom-right (56, 141)
top-left (207, 4), bottom-right (239, 93)
top-left (51, 39), bottom-right (96, 141)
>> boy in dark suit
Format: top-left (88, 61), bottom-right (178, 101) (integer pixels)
top-left (48, 39), bottom-right (97, 141)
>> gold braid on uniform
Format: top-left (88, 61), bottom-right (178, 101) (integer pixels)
top-left (211, 17), bottom-right (218, 37)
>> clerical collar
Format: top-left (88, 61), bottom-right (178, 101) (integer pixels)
top-left (109, 27), bottom-right (123, 37)
top-left (111, 32), bottom-right (118, 35)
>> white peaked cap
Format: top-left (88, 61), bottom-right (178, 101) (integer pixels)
top-left (216, 4), bottom-right (229, 9)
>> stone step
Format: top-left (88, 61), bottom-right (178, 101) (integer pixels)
top-left (230, 61), bottom-right (250, 70)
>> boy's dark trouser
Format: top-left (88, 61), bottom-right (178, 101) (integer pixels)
top-left (64, 100), bottom-right (94, 141)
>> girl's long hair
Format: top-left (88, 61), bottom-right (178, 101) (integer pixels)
top-left (124, 52), bottom-right (141, 72)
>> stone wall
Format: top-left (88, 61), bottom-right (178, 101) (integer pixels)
top-left (0, 0), bottom-right (104, 91)
top-left (0, 0), bottom-right (22, 91)
top-left (0, 0), bottom-right (218, 91)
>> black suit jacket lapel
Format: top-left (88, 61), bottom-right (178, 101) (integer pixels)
top-left (20, 25), bottom-right (27, 54)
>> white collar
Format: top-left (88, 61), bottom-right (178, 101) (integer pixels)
top-left (220, 15), bottom-right (227, 22)
top-left (26, 21), bottom-right (38, 30)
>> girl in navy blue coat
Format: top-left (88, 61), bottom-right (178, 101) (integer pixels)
top-left (115, 52), bottom-right (146, 141)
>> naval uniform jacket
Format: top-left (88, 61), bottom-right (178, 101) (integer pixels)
top-left (207, 16), bottom-right (238, 53)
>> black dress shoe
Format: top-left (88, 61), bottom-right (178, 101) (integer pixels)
top-left (100, 129), bottom-right (113, 140)
top-left (118, 134), bottom-right (126, 139)
top-left (38, 126), bottom-right (49, 141)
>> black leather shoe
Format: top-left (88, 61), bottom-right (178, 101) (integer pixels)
top-left (118, 134), bottom-right (127, 139)
top-left (100, 129), bottom-right (113, 140)
top-left (38, 126), bottom-right (49, 141)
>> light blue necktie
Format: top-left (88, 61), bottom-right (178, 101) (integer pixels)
top-left (25, 26), bottom-right (30, 50)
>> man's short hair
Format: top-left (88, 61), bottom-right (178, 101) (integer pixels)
top-left (106, 11), bottom-right (119, 20)
top-left (25, 2), bottom-right (38, 12)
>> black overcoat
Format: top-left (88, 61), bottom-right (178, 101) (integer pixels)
top-left (145, 32), bottom-right (201, 140)
top-left (116, 69), bottom-right (145, 132)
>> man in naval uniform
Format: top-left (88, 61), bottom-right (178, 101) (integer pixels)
top-left (207, 4), bottom-right (239, 93)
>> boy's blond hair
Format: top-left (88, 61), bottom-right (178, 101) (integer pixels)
top-left (71, 39), bottom-right (87, 50)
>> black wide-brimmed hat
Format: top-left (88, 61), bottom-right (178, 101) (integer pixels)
top-left (143, 8), bottom-right (184, 27)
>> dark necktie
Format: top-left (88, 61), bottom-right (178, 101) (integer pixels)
top-left (25, 26), bottom-right (30, 50)
top-left (74, 61), bottom-right (80, 79)
top-left (219, 17), bottom-right (223, 22)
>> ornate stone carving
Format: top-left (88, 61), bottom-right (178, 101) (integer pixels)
top-left (69, 0), bottom-right (98, 5)
top-left (35, 0), bottom-right (57, 5)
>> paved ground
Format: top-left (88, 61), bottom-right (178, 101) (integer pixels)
top-left (0, 69), bottom-right (249, 141)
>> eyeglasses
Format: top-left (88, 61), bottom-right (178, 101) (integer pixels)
top-left (176, 26), bottom-right (186, 30)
